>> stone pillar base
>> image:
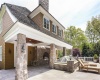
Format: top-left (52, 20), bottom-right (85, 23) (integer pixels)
top-left (67, 60), bottom-right (74, 72)
top-left (50, 44), bottom-right (57, 68)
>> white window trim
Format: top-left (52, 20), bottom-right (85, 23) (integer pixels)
top-left (58, 29), bottom-right (62, 37)
top-left (0, 19), bottom-right (3, 34)
top-left (0, 46), bottom-right (2, 61)
top-left (43, 16), bottom-right (50, 31)
top-left (52, 23), bottom-right (57, 35)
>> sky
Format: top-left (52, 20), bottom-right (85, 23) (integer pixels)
top-left (0, 0), bottom-right (100, 31)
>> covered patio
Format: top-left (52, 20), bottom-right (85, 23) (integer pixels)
top-left (3, 21), bottom-right (72, 79)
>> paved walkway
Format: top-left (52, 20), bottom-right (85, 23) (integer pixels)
top-left (0, 65), bottom-right (100, 80)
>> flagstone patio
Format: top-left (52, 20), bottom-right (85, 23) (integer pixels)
top-left (0, 65), bottom-right (100, 80)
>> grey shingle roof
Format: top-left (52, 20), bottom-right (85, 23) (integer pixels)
top-left (5, 3), bottom-right (65, 42)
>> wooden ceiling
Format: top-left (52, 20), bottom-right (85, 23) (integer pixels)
top-left (26, 38), bottom-right (41, 44)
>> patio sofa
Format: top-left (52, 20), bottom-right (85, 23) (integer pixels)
top-left (78, 59), bottom-right (100, 74)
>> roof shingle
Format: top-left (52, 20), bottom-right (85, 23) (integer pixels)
top-left (5, 3), bottom-right (66, 43)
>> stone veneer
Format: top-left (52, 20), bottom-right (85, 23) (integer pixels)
top-left (50, 44), bottom-right (57, 68)
top-left (54, 61), bottom-right (79, 72)
top-left (39, 0), bottom-right (49, 11)
top-left (15, 34), bottom-right (28, 80)
top-left (37, 47), bottom-right (50, 65)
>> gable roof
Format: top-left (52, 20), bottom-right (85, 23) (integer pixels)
top-left (5, 3), bottom-right (40, 30)
top-left (29, 5), bottom-right (65, 30)
top-left (4, 3), bottom-right (67, 43)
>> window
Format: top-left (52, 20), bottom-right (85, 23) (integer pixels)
top-left (43, 17), bottom-right (50, 30)
top-left (52, 24), bottom-right (57, 34)
top-left (0, 46), bottom-right (2, 61)
top-left (0, 20), bottom-right (2, 34)
top-left (58, 29), bottom-right (62, 37)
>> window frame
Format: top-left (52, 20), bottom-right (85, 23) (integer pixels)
top-left (0, 19), bottom-right (2, 34)
top-left (43, 16), bottom-right (50, 31)
top-left (58, 29), bottom-right (62, 37)
top-left (0, 46), bottom-right (2, 61)
top-left (52, 23), bottom-right (57, 35)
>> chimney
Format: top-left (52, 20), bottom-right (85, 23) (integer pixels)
top-left (39, 0), bottom-right (49, 11)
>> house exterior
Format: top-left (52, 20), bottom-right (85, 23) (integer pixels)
top-left (0, 0), bottom-right (72, 72)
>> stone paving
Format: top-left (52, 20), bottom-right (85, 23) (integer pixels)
top-left (0, 65), bottom-right (100, 80)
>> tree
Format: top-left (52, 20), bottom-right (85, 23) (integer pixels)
top-left (81, 42), bottom-right (93, 57)
top-left (65, 26), bottom-right (87, 50)
top-left (94, 40), bottom-right (100, 56)
top-left (92, 16), bottom-right (100, 35)
top-left (85, 17), bottom-right (100, 44)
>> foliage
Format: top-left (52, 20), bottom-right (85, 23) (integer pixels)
top-left (72, 48), bottom-right (80, 57)
top-left (81, 42), bottom-right (94, 57)
top-left (57, 50), bottom-right (63, 58)
top-left (93, 54), bottom-right (98, 59)
top-left (94, 40), bottom-right (100, 55)
top-left (64, 26), bottom-right (87, 51)
top-left (66, 49), bottom-right (71, 56)
top-left (64, 15), bottom-right (100, 57)
top-left (92, 16), bottom-right (100, 35)
top-left (85, 16), bottom-right (100, 44)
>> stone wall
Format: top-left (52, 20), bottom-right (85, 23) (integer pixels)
top-left (54, 61), bottom-right (79, 72)
top-left (37, 47), bottom-right (50, 65)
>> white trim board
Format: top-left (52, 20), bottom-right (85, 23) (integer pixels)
top-left (3, 22), bottom-right (73, 49)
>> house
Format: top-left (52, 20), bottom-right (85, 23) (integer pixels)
top-left (0, 0), bottom-right (72, 71)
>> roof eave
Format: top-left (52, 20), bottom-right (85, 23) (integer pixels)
top-left (29, 5), bottom-right (65, 30)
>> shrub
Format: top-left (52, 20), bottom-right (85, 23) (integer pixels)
top-left (93, 54), bottom-right (98, 59)
top-left (72, 48), bottom-right (80, 57)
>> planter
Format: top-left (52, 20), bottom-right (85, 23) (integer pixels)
top-left (93, 59), bottom-right (98, 63)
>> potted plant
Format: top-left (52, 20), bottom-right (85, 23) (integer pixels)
top-left (93, 54), bottom-right (98, 63)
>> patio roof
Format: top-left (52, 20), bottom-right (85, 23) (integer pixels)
top-left (3, 21), bottom-right (73, 49)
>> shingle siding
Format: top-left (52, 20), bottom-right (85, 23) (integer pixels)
top-left (32, 12), bottom-right (43, 28)
top-left (6, 3), bottom-right (65, 42)
top-left (0, 10), bottom-right (14, 69)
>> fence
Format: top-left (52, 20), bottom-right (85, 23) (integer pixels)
top-left (78, 57), bottom-right (94, 62)
top-left (74, 57), bottom-right (100, 63)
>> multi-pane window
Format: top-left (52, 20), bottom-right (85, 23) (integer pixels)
top-left (43, 18), bottom-right (50, 30)
top-left (52, 24), bottom-right (57, 34)
top-left (0, 20), bottom-right (2, 34)
top-left (58, 29), bottom-right (62, 37)
top-left (0, 46), bottom-right (2, 61)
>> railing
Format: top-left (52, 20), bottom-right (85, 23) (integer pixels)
top-left (74, 57), bottom-right (100, 63)
top-left (74, 57), bottom-right (94, 62)
top-left (78, 57), bottom-right (94, 62)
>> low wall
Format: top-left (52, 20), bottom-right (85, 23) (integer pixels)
top-left (0, 61), bottom-right (2, 69)
top-left (54, 62), bottom-right (67, 71)
top-left (54, 61), bottom-right (79, 72)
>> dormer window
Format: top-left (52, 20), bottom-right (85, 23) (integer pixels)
top-left (0, 20), bottom-right (2, 34)
top-left (58, 29), bottom-right (62, 37)
top-left (43, 17), bottom-right (50, 30)
top-left (52, 24), bottom-right (57, 34)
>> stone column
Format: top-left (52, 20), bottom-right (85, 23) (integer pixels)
top-left (67, 60), bottom-right (74, 72)
top-left (63, 47), bottom-right (66, 56)
top-left (50, 44), bottom-right (57, 68)
top-left (15, 33), bottom-right (28, 80)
